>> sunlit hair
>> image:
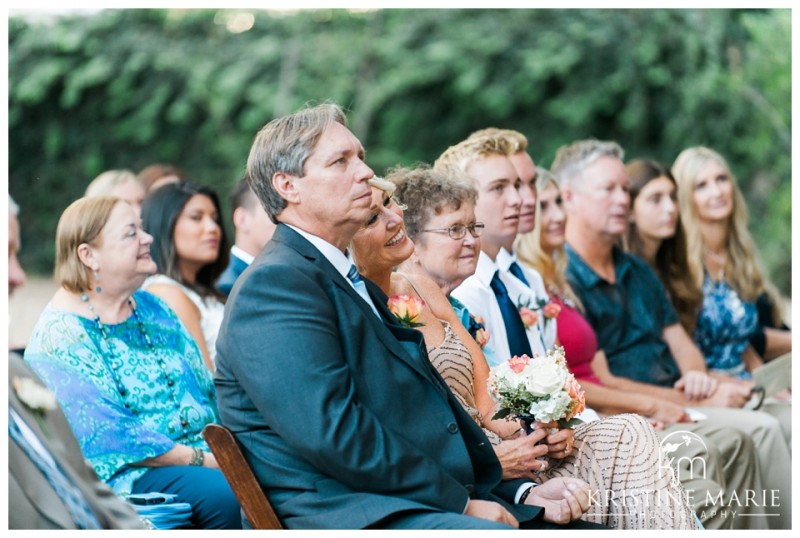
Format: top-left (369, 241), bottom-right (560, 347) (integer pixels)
top-left (672, 146), bottom-right (783, 325)
top-left (550, 139), bottom-right (624, 189)
top-left (386, 164), bottom-right (477, 242)
top-left (246, 102), bottom-right (347, 224)
top-left (55, 196), bottom-right (121, 293)
top-left (141, 181), bottom-right (229, 301)
top-left (85, 169), bottom-right (142, 198)
top-left (367, 176), bottom-right (397, 197)
top-left (624, 159), bottom-right (702, 332)
top-left (515, 167), bottom-right (583, 311)
top-left (433, 134), bottom-right (515, 186)
top-left (467, 127), bottom-right (528, 154)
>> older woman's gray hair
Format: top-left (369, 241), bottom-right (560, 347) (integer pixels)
top-left (386, 165), bottom-right (477, 241)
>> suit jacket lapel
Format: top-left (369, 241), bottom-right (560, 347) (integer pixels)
top-left (274, 224), bottom-right (444, 386)
top-left (362, 277), bottom-right (445, 385)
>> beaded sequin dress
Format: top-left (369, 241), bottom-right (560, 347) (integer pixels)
top-left (415, 291), bottom-right (697, 529)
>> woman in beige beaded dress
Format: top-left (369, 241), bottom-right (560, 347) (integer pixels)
top-left (350, 175), bottom-right (697, 530)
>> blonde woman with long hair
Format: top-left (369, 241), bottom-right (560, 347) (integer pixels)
top-left (672, 147), bottom-right (790, 370)
top-left (672, 147), bottom-right (790, 448)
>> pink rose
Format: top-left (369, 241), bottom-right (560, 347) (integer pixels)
top-left (518, 306), bottom-right (538, 329)
top-left (387, 294), bottom-right (426, 328)
top-left (543, 302), bottom-right (561, 319)
top-left (564, 374), bottom-right (586, 419)
top-left (508, 354), bottom-right (530, 374)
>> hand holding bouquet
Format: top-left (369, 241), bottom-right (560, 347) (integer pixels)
top-left (487, 346), bottom-right (585, 432)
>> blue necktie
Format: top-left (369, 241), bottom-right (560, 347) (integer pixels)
top-left (8, 408), bottom-right (102, 529)
top-left (489, 270), bottom-right (533, 358)
top-left (347, 265), bottom-right (381, 318)
top-left (508, 261), bottom-right (530, 287)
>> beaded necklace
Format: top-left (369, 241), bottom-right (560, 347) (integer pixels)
top-left (81, 293), bottom-right (183, 417)
top-left (704, 248), bottom-right (727, 281)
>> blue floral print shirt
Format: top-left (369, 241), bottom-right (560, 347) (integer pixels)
top-left (693, 274), bottom-right (758, 378)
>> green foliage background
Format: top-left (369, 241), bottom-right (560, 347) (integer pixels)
top-left (8, 8), bottom-right (791, 295)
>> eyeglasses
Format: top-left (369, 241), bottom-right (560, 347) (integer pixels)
top-left (421, 223), bottom-right (484, 240)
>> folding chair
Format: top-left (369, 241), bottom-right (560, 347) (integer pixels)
top-left (202, 423), bottom-right (284, 529)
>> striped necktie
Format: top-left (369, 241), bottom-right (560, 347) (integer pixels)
top-left (347, 265), bottom-right (381, 318)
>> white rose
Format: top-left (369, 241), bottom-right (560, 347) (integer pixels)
top-left (523, 357), bottom-right (567, 396)
top-left (529, 391), bottom-right (571, 423)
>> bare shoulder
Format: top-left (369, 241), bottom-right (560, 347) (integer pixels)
top-left (145, 284), bottom-right (200, 317)
top-left (394, 272), bottom-right (456, 321)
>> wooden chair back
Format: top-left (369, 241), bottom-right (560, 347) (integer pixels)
top-left (202, 423), bottom-right (284, 529)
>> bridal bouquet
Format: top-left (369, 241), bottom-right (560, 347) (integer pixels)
top-left (487, 346), bottom-right (585, 429)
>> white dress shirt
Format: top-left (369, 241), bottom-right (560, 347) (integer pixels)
top-left (496, 248), bottom-right (558, 350)
top-left (230, 244), bottom-right (255, 265)
top-left (286, 225), bottom-right (380, 316)
top-left (451, 251), bottom-right (550, 367)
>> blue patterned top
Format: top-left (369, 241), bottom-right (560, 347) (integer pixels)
top-left (24, 290), bottom-right (219, 495)
top-left (693, 275), bottom-right (758, 378)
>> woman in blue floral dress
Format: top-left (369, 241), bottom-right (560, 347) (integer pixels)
top-left (672, 147), bottom-right (789, 377)
top-left (24, 196), bottom-right (241, 529)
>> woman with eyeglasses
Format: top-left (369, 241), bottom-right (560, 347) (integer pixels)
top-left (350, 168), bottom-right (698, 530)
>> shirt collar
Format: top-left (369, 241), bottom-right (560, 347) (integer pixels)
top-left (231, 245), bottom-right (255, 265)
top-left (564, 242), bottom-right (602, 288)
top-left (475, 251), bottom-right (500, 286)
top-left (496, 247), bottom-right (515, 272)
top-left (285, 224), bottom-right (353, 281)
top-left (565, 243), bottom-right (629, 288)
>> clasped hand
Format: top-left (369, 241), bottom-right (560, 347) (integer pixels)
top-left (495, 422), bottom-right (575, 480)
top-left (465, 477), bottom-right (591, 527)
top-left (525, 476), bottom-right (593, 524)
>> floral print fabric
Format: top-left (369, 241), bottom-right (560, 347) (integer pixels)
top-left (24, 290), bottom-right (218, 495)
top-left (693, 274), bottom-right (758, 378)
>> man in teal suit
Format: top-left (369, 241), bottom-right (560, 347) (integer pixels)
top-left (214, 104), bottom-right (602, 530)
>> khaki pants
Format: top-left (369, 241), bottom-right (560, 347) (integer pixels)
top-left (693, 407), bottom-right (791, 530)
top-left (659, 420), bottom-right (761, 529)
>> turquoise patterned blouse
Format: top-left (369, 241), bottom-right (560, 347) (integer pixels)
top-left (24, 290), bottom-right (219, 495)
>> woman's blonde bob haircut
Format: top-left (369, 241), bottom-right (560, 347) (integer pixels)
top-left (55, 196), bottom-right (121, 293)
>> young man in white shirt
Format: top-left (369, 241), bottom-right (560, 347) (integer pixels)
top-left (436, 133), bottom-right (553, 366)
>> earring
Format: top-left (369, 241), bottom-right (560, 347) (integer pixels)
top-left (94, 271), bottom-right (102, 294)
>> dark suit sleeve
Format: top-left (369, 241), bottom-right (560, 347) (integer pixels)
top-left (218, 261), bottom-right (471, 513)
